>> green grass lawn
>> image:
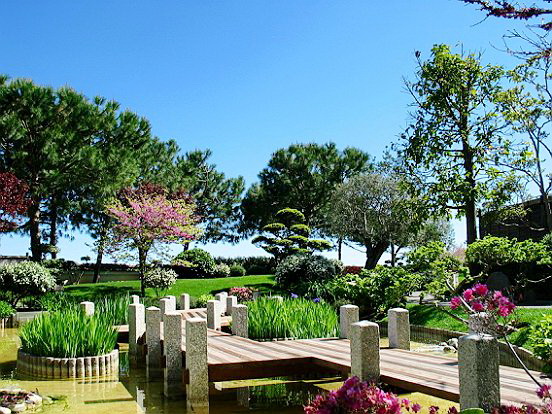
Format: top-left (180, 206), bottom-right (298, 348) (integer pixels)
top-left (407, 303), bottom-right (552, 351)
top-left (65, 274), bottom-right (276, 301)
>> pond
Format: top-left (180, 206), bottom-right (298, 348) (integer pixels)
top-left (0, 328), bottom-right (458, 413)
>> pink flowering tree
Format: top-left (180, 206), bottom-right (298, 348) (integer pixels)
top-left (106, 183), bottom-right (201, 295)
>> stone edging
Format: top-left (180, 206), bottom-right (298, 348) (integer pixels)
top-left (16, 349), bottom-right (119, 379)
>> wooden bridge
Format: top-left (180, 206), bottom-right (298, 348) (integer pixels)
top-left (122, 306), bottom-right (550, 408)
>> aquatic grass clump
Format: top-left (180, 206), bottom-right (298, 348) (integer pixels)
top-left (19, 309), bottom-right (118, 358)
top-left (95, 294), bottom-right (130, 325)
top-left (247, 298), bottom-right (339, 340)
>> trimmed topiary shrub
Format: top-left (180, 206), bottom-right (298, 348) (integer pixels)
top-left (172, 248), bottom-right (216, 277)
top-left (214, 256), bottom-right (276, 275)
top-left (275, 254), bottom-right (342, 296)
top-left (144, 268), bottom-right (177, 296)
top-left (0, 262), bottom-right (56, 307)
top-left (229, 264), bottom-right (246, 277)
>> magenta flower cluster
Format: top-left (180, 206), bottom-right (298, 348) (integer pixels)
top-left (229, 287), bottom-right (254, 302)
top-left (304, 376), bottom-right (458, 414)
top-left (450, 283), bottom-right (516, 317)
top-left (492, 384), bottom-right (552, 414)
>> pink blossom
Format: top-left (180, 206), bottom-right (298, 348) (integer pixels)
top-left (537, 384), bottom-right (551, 399)
top-left (412, 404), bottom-right (422, 413)
top-left (450, 297), bottom-right (462, 310)
top-left (471, 301), bottom-right (484, 312)
top-left (463, 289), bottom-right (474, 301)
top-left (473, 283), bottom-right (489, 296)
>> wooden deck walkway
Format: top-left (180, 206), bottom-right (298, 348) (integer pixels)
top-left (181, 329), bottom-right (549, 407)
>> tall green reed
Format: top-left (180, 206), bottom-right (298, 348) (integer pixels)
top-left (247, 298), bottom-right (339, 340)
top-left (19, 309), bottom-right (119, 358)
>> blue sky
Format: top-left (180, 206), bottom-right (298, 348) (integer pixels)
top-left (0, 1), bottom-right (530, 264)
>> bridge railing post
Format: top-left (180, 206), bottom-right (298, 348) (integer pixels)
top-left (339, 304), bottom-right (359, 339)
top-left (80, 301), bottom-right (94, 316)
top-left (180, 293), bottom-right (190, 311)
top-left (163, 311), bottom-right (184, 397)
top-left (128, 303), bottom-right (145, 364)
top-left (388, 307), bottom-right (410, 350)
top-left (214, 292), bottom-right (228, 315)
top-left (186, 317), bottom-right (209, 409)
top-left (159, 297), bottom-right (175, 316)
top-left (226, 295), bottom-right (237, 316)
top-left (131, 295), bottom-right (140, 304)
top-left (146, 306), bottom-right (162, 371)
top-left (458, 333), bottom-right (500, 412)
top-left (350, 320), bottom-right (380, 382)
top-left (207, 300), bottom-right (221, 330)
top-left (232, 304), bottom-right (248, 337)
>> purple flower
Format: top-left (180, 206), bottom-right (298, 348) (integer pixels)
top-left (313, 297), bottom-right (321, 303)
top-left (291, 293), bottom-right (298, 299)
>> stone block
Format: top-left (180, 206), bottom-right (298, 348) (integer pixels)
top-left (350, 321), bottom-right (380, 382)
top-left (186, 317), bottom-right (209, 409)
top-left (160, 297), bottom-right (175, 315)
top-left (207, 300), bottom-right (221, 330)
top-left (163, 311), bottom-right (184, 397)
top-left (339, 304), bottom-right (359, 339)
top-left (128, 303), bottom-right (146, 360)
top-left (458, 333), bottom-right (500, 412)
top-left (226, 296), bottom-right (238, 316)
top-left (232, 304), bottom-right (248, 337)
top-left (180, 293), bottom-right (190, 311)
top-left (80, 301), bottom-right (95, 316)
top-left (388, 308), bottom-right (410, 350)
top-left (131, 295), bottom-right (140, 304)
top-left (146, 306), bottom-right (162, 369)
top-left (214, 292), bottom-right (228, 314)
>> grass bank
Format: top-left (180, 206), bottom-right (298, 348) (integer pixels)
top-left (65, 274), bottom-right (276, 302)
top-left (407, 303), bottom-right (552, 351)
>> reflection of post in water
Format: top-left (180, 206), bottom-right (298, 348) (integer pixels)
top-left (236, 386), bottom-right (250, 408)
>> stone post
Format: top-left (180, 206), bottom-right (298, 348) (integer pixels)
top-left (469, 313), bottom-right (498, 336)
top-left (160, 297), bottom-right (175, 316)
top-left (226, 296), bottom-right (238, 316)
top-left (131, 295), bottom-right (140, 304)
top-left (214, 292), bottom-right (228, 314)
top-left (166, 295), bottom-right (176, 310)
top-left (232, 304), bottom-right (248, 337)
top-left (146, 306), bottom-right (162, 369)
top-left (350, 321), bottom-right (380, 382)
top-left (128, 303), bottom-right (145, 362)
top-left (207, 300), bottom-right (221, 330)
top-left (388, 308), bottom-right (410, 350)
top-left (339, 304), bottom-right (359, 339)
top-left (186, 317), bottom-right (209, 409)
top-left (163, 311), bottom-right (184, 397)
top-left (180, 293), bottom-right (190, 311)
top-left (458, 333), bottom-right (500, 412)
top-left (80, 301), bottom-right (95, 316)
top-left (270, 295), bottom-right (284, 302)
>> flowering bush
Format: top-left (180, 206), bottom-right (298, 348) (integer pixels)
top-left (0, 261), bottom-right (56, 306)
top-left (213, 263), bottom-right (231, 277)
top-left (305, 376), bottom-right (457, 414)
top-left (306, 377), bottom-right (552, 414)
top-left (229, 287), bottom-right (254, 302)
top-left (492, 384), bottom-right (551, 414)
top-left (143, 268), bottom-right (177, 296)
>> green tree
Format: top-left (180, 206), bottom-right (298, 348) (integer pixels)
top-left (241, 143), bottom-right (372, 237)
top-left (252, 208), bottom-right (332, 261)
top-left (173, 149), bottom-right (245, 245)
top-left (397, 45), bottom-right (519, 246)
top-left (325, 173), bottom-right (424, 268)
top-left (0, 77), bottom-right (108, 260)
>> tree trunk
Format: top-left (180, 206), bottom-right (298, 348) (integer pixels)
top-left (337, 237), bottom-right (342, 261)
top-left (182, 242), bottom-right (190, 252)
top-left (49, 199), bottom-right (58, 259)
top-left (93, 217), bottom-right (110, 284)
top-left (138, 247), bottom-right (148, 297)
top-left (364, 240), bottom-right (389, 269)
top-left (542, 194), bottom-right (552, 232)
top-left (28, 200), bottom-right (42, 261)
top-left (390, 243), bottom-right (397, 267)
